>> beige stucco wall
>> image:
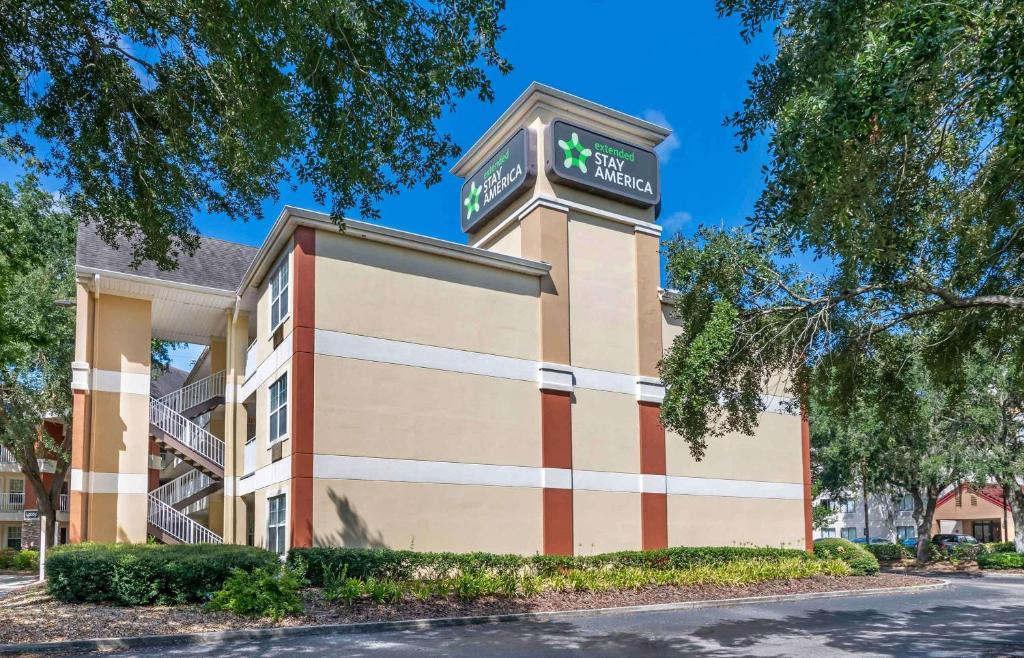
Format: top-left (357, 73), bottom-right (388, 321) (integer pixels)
top-left (250, 481), bottom-right (291, 553)
top-left (485, 223), bottom-right (523, 258)
top-left (668, 495), bottom-right (806, 549)
top-left (666, 413), bottom-right (804, 484)
top-left (84, 492), bottom-right (148, 543)
top-left (315, 231), bottom-right (540, 361)
top-left (571, 388), bottom-right (639, 474)
top-left (314, 355), bottom-right (540, 466)
top-left (573, 489), bottom-right (641, 554)
top-left (92, 294), bottom-right (151, 374)
top-left (312, 479), bottom-right (543, 553)
top-left (88, 391), bottom-right (151, 475)
top-left (568, 213), bottom-right (637, 374)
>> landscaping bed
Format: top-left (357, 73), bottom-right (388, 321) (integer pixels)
top-left (0, 572), bottom-right (937, 646)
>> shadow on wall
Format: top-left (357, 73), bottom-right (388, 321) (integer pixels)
top-left (313, 489), bottom-right (387, 549)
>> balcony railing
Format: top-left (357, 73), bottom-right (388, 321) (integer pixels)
top-left (59, 494), bottom-right (68, 512)
top-left (244, 339), bottom-right (258, 381)
top-left (0, 492), bottom-right (24, 512)
top-left (0, 446), bottom-right (16, 464)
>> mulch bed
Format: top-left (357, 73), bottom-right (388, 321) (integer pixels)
top-left (0, 574), bottom-right (937, 647)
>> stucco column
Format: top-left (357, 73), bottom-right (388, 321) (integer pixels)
top-left (72, 290), bottom-right (152, 543)
top-left (521, 203), bottom-right (574, 555)
top-left (70, 280), bottom-right (93, 542)
top-left (635, 229), bottom-right (668, 550)
top-left (290, 227), bottom-right (316, 548)
top-left (222, 310), bottom-right (249, 543)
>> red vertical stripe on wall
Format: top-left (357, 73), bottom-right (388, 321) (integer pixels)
top-left (801, 411), bottom-right (814, 552)
top-left (69, 389), bottom-right (89, 543)
top-left (291, 227), bottom-right (316, 548)
top-left (540, 390), bottom-right (572, 555)
top-left (638, 402), bottom-right (668, 550)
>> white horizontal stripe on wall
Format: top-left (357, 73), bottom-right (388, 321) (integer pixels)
top-left (235, 455), bottom-right (292, 497)
top-left (307, 454), bottom-right (801, 500)
top-left (70, 469), bottom-right (148, 494)
top-left (572, 367), bottom-right (635, 395)
top-left (90, 369), bottom-right (150, 396)
top-left (239, 333), bottom-right (292, 401)
top-left (315, 330), bottom-right (537, 383)
top-left (313, 454), bottom-right (558, 489)
top-left (667, 476), bottom-right (804, 500)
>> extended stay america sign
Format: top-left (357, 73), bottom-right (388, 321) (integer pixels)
top-left (460, 128), bottom-right (537, 233)
top-left (546, 120), bottom-right (660, 208)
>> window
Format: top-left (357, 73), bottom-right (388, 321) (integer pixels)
top-left (841, 527), bottom-right (858, 540)
top-left (897, 526), bottom-right (915, 541)
top-left (6, 526), bottom-right (21, 550)
top-left (897, 494), bottom-right (914, 512)
top-left (841, 499), bottom-right (857, 513)
top-left (269, 374), bottom-right (288, 444)
top-left (58, 526), bottom-right (68, 545)
top-left (819, 528), bottom-right (836, 538)
top-left (269, 256), bottom-right (290, 332)
top-left (8, 479), bottom-right (23, 507)
top-left (267, 495), bottom-right (286, 555)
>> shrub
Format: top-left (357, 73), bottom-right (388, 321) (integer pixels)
top-left (46, 543), bottom-right (280, 605)
top-left (812, 539), bottom-right (880, 575)
top-left (985, 542), bottom-right (1016, 554)
top-left (978, 551), bottom-right (1024, 570)
top-left (363, 578), bottom-right (404, 604)
top-left (950, 543), bottom-right (987, 562)
top-left (206, 565), bottom-right (303, 620)
top-left (865, 543), bottom-right (910, 562)
top-left (12, 550), bottom-right (39, 571)
top-left (289, 545), bottom-right (812, 586)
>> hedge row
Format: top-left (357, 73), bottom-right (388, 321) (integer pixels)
top-left (865, 543), bottom-right (912, 561)
top-left (46, 543), bottom-right (280, 605)
top-left (287, 546), bottom-right (813, 587)
top-left (978, 551), bottom-right (1024, 570)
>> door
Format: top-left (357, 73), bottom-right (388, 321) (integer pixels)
top-left (972, 520), bottom-right (999, 543)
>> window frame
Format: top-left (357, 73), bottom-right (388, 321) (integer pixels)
top-left (820, 528), bottom-right (836, 538)
top-left (841, 498), bottom-right (857, 514)
top-left (896, 525), bottom-right (915, 541)
top-left (268, 254), bottom-right (290, 334)
top-left (6, 525), bottom-right (21, 550)
top-left (897, 494), bottom-right (914, 512)
top-left (268, 373), bottom-right (288, 446)
top-left (840, 527), bottom-right (858, 541)
top-left (267, 494), bottom-right (287, 555)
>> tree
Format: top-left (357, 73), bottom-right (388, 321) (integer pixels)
top-left (810, 334), bottom-right (989, 561)
top-left (0, 0), bottom-right (510, 268)
top-left (662, 0), bottom-right (1024, 461)
top-left (0, 175), bottom-right (75, 546)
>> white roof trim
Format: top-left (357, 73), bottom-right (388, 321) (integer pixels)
top-left (76, 265), bottom-right (238, 299)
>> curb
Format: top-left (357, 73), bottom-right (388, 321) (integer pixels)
top-left (0, 580), bottom-right (947, 655)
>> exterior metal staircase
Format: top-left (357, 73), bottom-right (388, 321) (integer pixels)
top-left (147, 371), bottom-right (226, 544)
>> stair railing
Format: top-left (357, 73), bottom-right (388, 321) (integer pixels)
top-left (150, 399), bottom-right (225, 468)
top-left (147, 494), bottom-right (222, 544)
top-left (157, 370), bottom-right (226, 415)
top-left (152, 469), bottom-right (214, 506)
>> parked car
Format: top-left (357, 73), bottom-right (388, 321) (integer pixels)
top-left (851, 537), bottom-right (890, 545)
top-left (900, 537), bottom-right (919, 548)
top-left (931, 533), bottom-right (979, 552)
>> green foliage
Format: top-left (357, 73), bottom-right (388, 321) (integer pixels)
top-left (978, 551), bottom-right (1024, 570)
top-left (206, 565), bottom-right (304, 620)
top-left (812, 539), bottom-right (880, 575)
top-left (289, 545), bottom-right (812, 587)
top-left (0, 549), bottom-right (39, 571)
top-left (0, 0), bottom-right (510, 268)
top-left (46, 543), bottom-right (279, 605)
top-left (865, 543), bottom-right (911, 562)
top-left (986, 542), bottom-right (1016, 554)
top-left (363, 577), bottom-right (404, 604)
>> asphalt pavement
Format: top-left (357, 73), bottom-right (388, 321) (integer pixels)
top-left (92, 574), bottom-right (1024, 657)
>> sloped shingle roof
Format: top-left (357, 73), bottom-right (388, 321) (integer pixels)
top-left (76, 222), bottom-right (258, 292)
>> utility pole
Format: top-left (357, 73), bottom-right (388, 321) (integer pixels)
top-left (1004, 484), bottom-right (1010, 543)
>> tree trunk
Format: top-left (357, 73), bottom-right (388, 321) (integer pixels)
top-left (1010, 487), bottom-right (1024, 553)
top-left (862, 477), bottom-right (871, 543)
top-left (913, 485), bottom-right (939, 563)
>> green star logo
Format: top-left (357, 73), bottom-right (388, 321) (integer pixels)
top-left (558, 132), bottom-right (592, 173)
top-left (464, 181), bottom-right (481, 219)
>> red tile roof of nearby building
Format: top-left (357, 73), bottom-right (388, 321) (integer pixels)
top-left (936, 484), bottom-right (1016, 510)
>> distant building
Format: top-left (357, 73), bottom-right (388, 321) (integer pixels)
top-left (814, 492), bottom-right (918, 543)
top-left (933, 484), bottom-right (1014, 543)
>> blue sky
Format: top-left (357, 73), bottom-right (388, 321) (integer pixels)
top-left (2, 2), bottom-right (777, 370)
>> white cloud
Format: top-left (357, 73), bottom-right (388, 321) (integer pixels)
top-left (643, 109), bottom-right (680, 164)
top-left (660, 210), bottom-right (692, 235)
